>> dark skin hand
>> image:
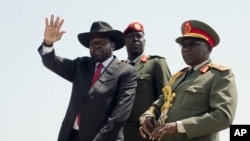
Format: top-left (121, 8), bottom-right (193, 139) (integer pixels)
top-left (44, 15), bottom-right (66, 45)
top-left (149, 122), bottom-right (178, 141)
top-left (139, 116), bottom-right (158, 139)
top-left (139, 116), bottom-right (178, 141)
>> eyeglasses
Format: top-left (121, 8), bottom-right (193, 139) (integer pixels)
top-left (180, 41), bottom-right (207, 48)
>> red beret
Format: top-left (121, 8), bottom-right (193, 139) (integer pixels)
top-left (124, 22), bottom-right (144, 35)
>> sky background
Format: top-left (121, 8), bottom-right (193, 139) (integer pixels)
top-left (1, 0), bottom-right (249, 141)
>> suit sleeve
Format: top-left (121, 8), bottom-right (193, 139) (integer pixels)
top-left (93, 66), bottom-right (137, 141)
top-left (38, 44), bottom-right (76, 82)
top-left (182, 69), bottom-right (238, 139)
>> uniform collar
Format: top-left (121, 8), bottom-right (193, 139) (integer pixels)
top-left (190, 59), bottom-right (211, 71)
top-left (127, 54), bottom-right (142, 64)
top-left (127, 54), bottom-right (149, 63)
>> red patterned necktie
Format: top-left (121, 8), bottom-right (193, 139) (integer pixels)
top-left (77, 63), bottom-right (104, 126)
top-left (91, 63), bottom-right (104, 86)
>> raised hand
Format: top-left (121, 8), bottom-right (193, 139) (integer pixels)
top-left (44, 15), bottom-right (66, 45)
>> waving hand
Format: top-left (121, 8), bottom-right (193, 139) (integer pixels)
top-left (44, 15), bottom-right (66, 45)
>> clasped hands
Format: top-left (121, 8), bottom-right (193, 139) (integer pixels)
top-left (139, 116), bottom-right (178, 141)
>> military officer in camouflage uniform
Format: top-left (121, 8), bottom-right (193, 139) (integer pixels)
top-left (122, 22), bottom-right (172, 141)
top-left (139, 20), bottom-right (238, 141)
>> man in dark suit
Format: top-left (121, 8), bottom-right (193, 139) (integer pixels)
top-left (139, 20), bottom-right (238, 141)
top-left (122, 22), bottom-right (171, 141)
top-left (38, 15), bottom-right (137, 141)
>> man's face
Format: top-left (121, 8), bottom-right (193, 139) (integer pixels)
top-left (89, 36), bottom-right (115, 62)
top-left (180, 38), bottom-right (212, 67)
top-left (125, 32), bottom-right (146, 57)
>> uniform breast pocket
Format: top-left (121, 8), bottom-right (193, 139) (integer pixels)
top-left (137, 74), bottom-right (151, 94)
top-left (181, 86), bottom-right (209, 110)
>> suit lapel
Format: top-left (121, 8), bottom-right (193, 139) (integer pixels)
top-left (172, 68), bottom-right (188, 90)
top-left (176, 71), bottom-right (195, 89)
top-left (88, 57), bottom-right (120, 94)
top-left (173, 62), bottom-right (211, 90)
top-left (135, 61), bottom-right (144, 71)
top-left (99, 57), bottom-right (119, 83)
top-left (134, 54), bottom-right (148, 71)
top-left (172, 73), bottom-right (186, 90)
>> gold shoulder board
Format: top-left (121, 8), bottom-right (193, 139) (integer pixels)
top-left (210, 63), bottom-right (230, 71)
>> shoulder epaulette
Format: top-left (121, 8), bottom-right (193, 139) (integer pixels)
top-left (140, 55), bottom-right (165, 63)
top-left (209, 63), bottom-right (230, 71)
top-left (148, 55), bottom-right (165, 59)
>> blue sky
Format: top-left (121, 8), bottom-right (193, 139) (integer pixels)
top-left (1, 0), bottom-right (249, 140)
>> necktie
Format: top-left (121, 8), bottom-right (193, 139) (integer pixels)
top-left (91, 63), bottom-right (104, 85)
top-left (77, 63), bottom-right (104, 127)
top-left (185, 68), bottom-right (194, 79)
top-left (129, 61), bottom-right (135, 66)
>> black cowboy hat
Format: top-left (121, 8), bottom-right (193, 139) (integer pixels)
top-left (78, 21), bottom-right (125, 51)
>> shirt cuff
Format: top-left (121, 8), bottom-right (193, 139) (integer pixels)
top-left (42, 46), bottom-right (54, 54)
top-left (176, 121), bottom-right (186, 133)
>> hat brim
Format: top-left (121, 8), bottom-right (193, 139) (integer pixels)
top-left (78, 30), bottom-right (125, 51)
top-left (175, 35), bottom-right (208, 45)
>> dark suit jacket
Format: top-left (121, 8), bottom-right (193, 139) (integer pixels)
top-left (38, 45), bottom-right (137, 141)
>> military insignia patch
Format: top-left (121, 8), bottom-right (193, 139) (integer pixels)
top-left (184, 22), bottom-right (192, 34)
top-left (134, 23), bottom-right (141, 30)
